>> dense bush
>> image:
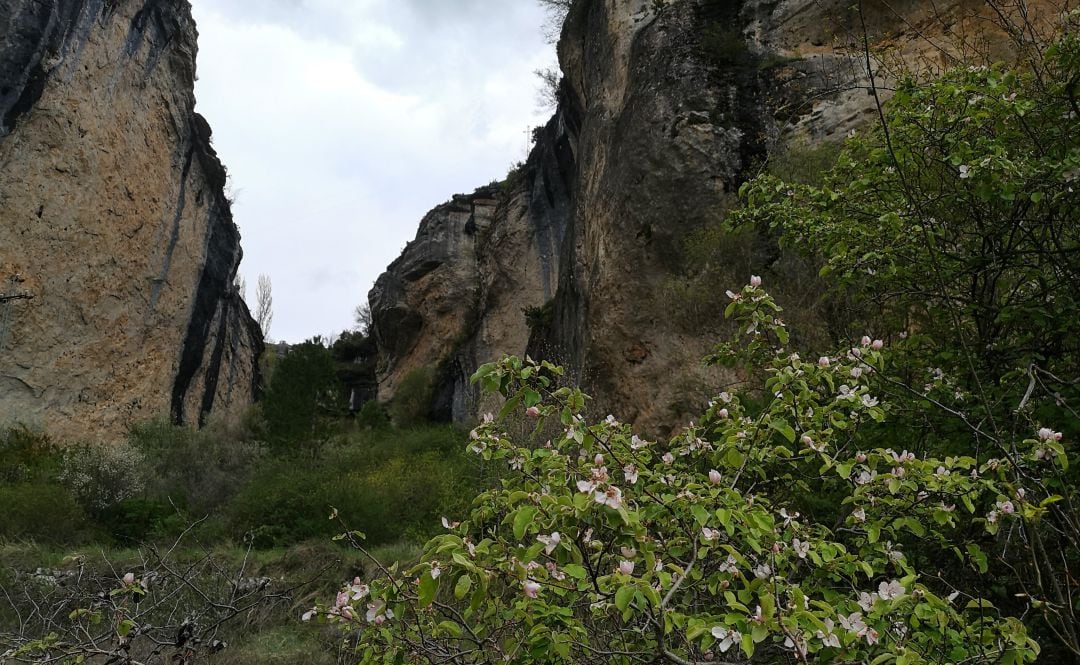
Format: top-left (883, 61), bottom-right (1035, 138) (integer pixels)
top-left (388, 366), bottom-right (435, 426)
top-left (227, 426), bottom-right (481, 548)
top-left (129, 419), bottom-right (262, 515)
top-left (262, 339), bottom-right (345, 453)
top-left (0, 483), bottom-right (92, 544)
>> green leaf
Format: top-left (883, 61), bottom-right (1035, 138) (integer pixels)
top-left (438, 621), bottom-right (463, 638)
top-left (769, 418), bottom-right (797, 443)
top-left (614, 585), bottom-right (636, 612)
top-left (563, 564), bottom-right (587, 580)
top-left (418, 571), bottom-right (439, 608)
top-left (868, 523), bottom-right (881, 544)
top-left (117, 619), bottom-right (135, 638)
top-left (454, 574), bottom-right (473, 600)
top-left (513, 506), bottom-right (538, 541)
top-left (499, 394), bottom-right (521, 420)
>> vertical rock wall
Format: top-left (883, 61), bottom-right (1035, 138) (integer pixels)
top-left (0, 0), bottom-right (263, 441)
top-left (370, 0), bottom-right (1064, 433)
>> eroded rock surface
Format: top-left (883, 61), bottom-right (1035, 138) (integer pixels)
top-left (371, 0), bottom-right (1062, 433)
top-left (0, 0), bottom-right (262, 441)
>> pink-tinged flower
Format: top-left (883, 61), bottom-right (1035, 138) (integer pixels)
top-left (335, 591), bottom-right (349, 609)
top-left (662, 452), bottom-right (674, 464)
top-left (861, 394), bottom-right (879, 408)
top-left (857, 591), bottom-right (876, 611)
top-left (509, 456), bottom-right (524, 470)
top-left (711, 626), bottom-right (740, 653)
top-left (783, 633), bottom-right (808, 657)
top-left (997, 500), bottom-right (1015, 514)
top-left (577, 479), bottom-right (597, 493)
top-left (987, 509), bottom-right (999, 524)
top-left (123, 572), bottom-right (135, 586)
top-left (525, 406), bottom-right (541, 418)
top-left (350, 579), bottom-right (369, 600)
top-left (753, 564), bottom-right (772, 579)
top-left (366, 600), bottom-right (394, 624)
top-left (717, 408), bottom-right (729, 420)
top-left (618, 560), bottom-right (635, 575)
top-left (865, 628), bottom-right (880, 645)
top-left (1038, 427), bottom-right (1062, 441)
top-left (779, 508), bottom-right (799, 526)
top-left (481, 413), bottom-right (494, 424)
top-left (852, 507), bottom-right (866, 522)
top-left (301, 607), bottom-right (317, 621)
top-left (546, 562), bottom-right (566, 581)
top-left (816, 618), bottom-right (841, 648)
top-left (855, 451), bottom-right (867, 463)
top-left (878, 580), bottom-right (904, 600)
top-left (959, 164), bottom-right (970, 178)
top-left (850, 366), bottom-right (863, 378)
top-left (839, 612), bottom-right (867, 635)
top-left (725, 289), bottom-right (741, 301)
top-left (537, 532), bottom-right (561, 555)
top-left (594, 453), bottom-right (605, 466)
top-left (750, 275), bottom-right (762, 287)
top-left (871, 339), bottom-right (884, 350)
top-left (818, 356), bottom-right (831, 368)
top-left (623, 464), bottom-right (639, 484)
top-left (892, 466), bottom-right (906, 478)
top-left (701, 527), bottom-right (719, 541)
top-left (708, 469), bottom-right (722, 485)
top-left (595, 485), bottom-right (623, 510)
top-left (341, 606), bottom-right (355, 621)
top-left (430, 564), bottom-right (442, 579)
top-left (464, 537), bottom-right (476, 557)
top-left (630, 435), bottom-right (649, 449)
top-left (792, 538), bottom-right (810, 559)
top-left (523, 580), bottom-right (541, 598)
top-left (621, 546), bottom-right (637, 558)
top-left (749, 605), bottom-right (764, 623)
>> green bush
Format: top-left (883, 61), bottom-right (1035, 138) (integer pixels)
top-left (388, 367), bottom-right (435, 427)
top-left (262, 339), bottom-right (345, 454)
top-left (355, 399), bottom-right (390, 430)
top-left (0, 483), bottom-right (93, 544)
top-left (129, 420), bottom-right (261, 515)
top-left (227, 426), bottom-right (480, 548)
top-left (0, 426), bottom-right (60, 483)
top-left (96, 498), bottom-right (187, 544)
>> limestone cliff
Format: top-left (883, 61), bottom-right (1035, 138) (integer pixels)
top-left (0, 0), bottom-right (263, 441)
top-left (370, 0), bottom-right (1064, 433)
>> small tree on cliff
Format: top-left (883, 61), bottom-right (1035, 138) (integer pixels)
top-left (255, 274), bottom-right (273, 340)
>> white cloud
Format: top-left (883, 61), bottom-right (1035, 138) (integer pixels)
top-left (190, 1), bottom-right (555, 342)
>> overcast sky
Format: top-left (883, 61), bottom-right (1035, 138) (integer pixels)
top-left (189, 0), bottom-right (557, 343)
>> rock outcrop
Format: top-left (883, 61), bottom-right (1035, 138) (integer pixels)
top-left (371, 0), bottom-right (1063, 433)
top-left (0, 0), bottom-right (263, 441)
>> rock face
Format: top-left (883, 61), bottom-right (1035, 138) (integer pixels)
top-left (0, 0), bottom-right (263, 441)
top-left (370, 0), bottom-right (1060, 433)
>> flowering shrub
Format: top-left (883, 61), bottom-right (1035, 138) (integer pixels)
top-left (305, 280), bottom-right (1061, 664)
top-left (59, 440), bottom-right (145, 513)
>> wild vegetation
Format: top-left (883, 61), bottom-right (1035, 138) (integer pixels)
top-left (300, 17), bottom-right (1079, 665)
top-left (2, 4), bottom-right (1078, 665)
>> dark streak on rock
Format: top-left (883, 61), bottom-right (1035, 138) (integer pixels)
top-left (149, 142), bottom-right (194, 312)
top-left (0, 0), bottom-right (94, 135)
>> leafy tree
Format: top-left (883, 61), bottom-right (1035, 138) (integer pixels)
top-left (261, 338), bottom-right (343, 454)
top-left (308, 283), bottom-right (1050, 664)
top-left (727, 24), bottom-right (1080, 658)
